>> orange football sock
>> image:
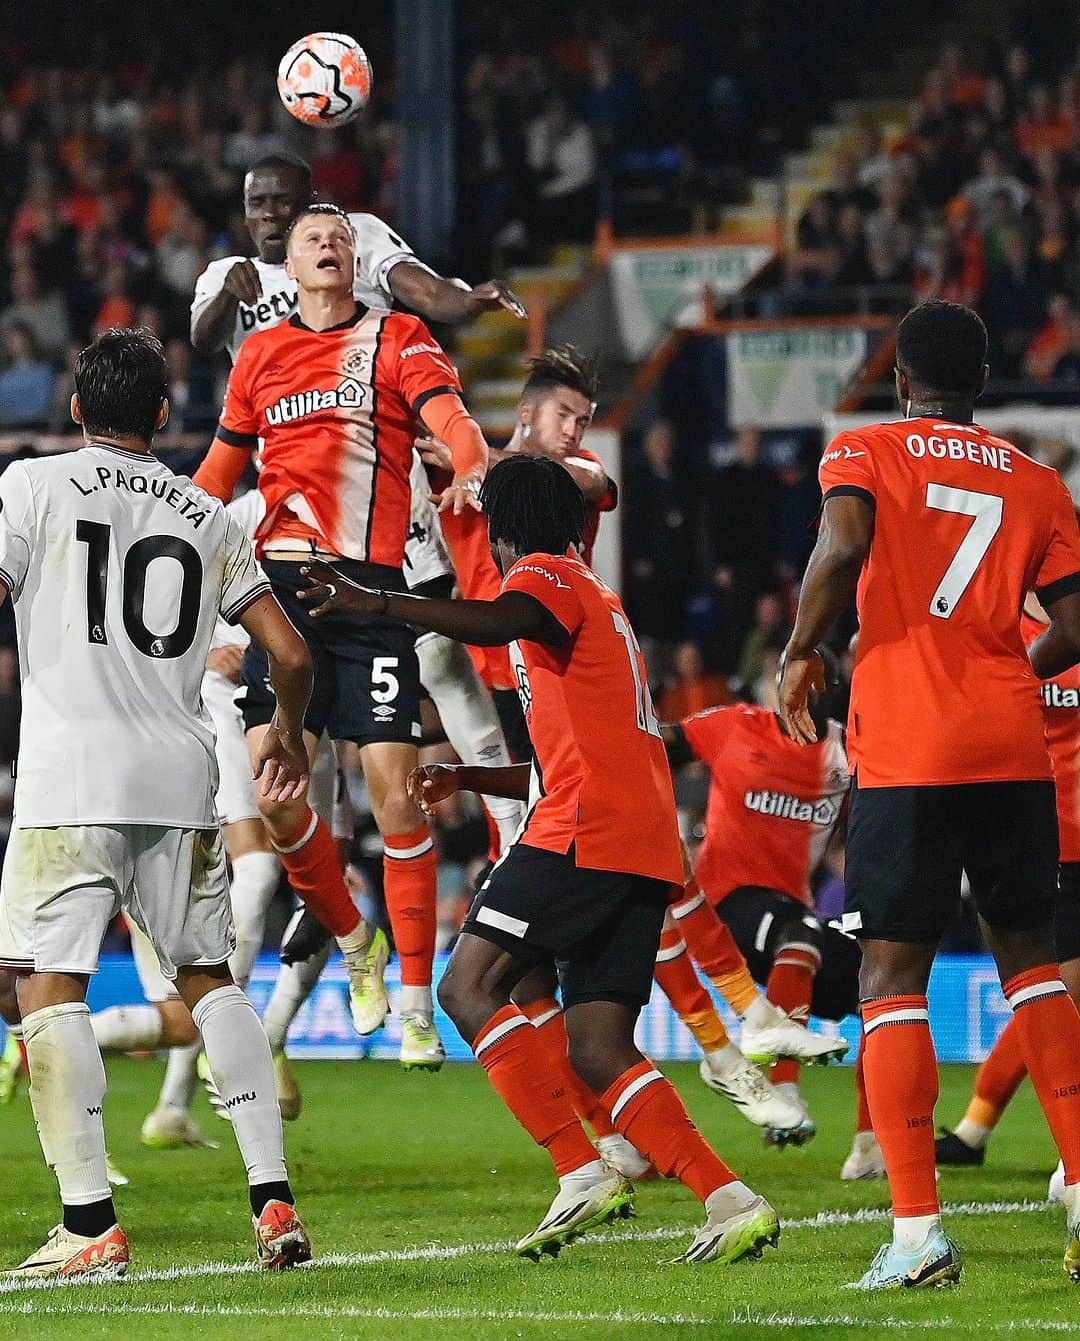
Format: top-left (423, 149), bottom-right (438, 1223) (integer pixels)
top-left (601, 1059), bottom-right (735, 1204)
top-left (272, 808), bottom-right (361, 938)
top-left (861, 995), bottom-right (939, 1217)
top-left (654, 930), bottom-right (731, 1053)
top-left (383, 825), bottom-right (437, 987)
top-left (766, 944), bottom-right (820, 1086)
top-left (520, 997), bottom-right (616, 1139)
top-left (670, 880), bottom-right (759, 1013)
top-left (966, 1014), bottom-right (1027, 1131)
top-left (1003, 965), bottom-right (1080, 1183)
top-left (854, 1031), bottom-right (872, 1134)
top-left (473, 1005), bottom-right (596, 1176)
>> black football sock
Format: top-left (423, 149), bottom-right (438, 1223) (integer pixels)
top-left (63, 1197), bottom-right (117, 1238)
top-left (250, 1180), bottom-right (295, 1217)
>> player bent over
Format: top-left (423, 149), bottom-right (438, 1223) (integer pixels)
top-left (0, 330), bottom-right (311, 1278)
top-left (780, 300), bottom-right (1080, 1288)
top-left (299, 455), bottom-right (780, 1264)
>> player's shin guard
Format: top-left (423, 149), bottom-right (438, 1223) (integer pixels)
top-left (654, 930), bottom-right (732, 1053)
top-left (192, 986), bottom-right (290, 1208)
top-left (228, 850), bottom-right (281, 990)
top-left (417, 631), bottom-right (524, 851)
top-left (766, 942), bottom-right (821, 1085)
top-left (383, 824), bottom-right (437, 992)
top-left (271, 808), bottom-right (361, 939)
top-left (22, 1003), bottom-right (115, 1233)
top-left (600, 1060), bottom-right (736, 1204)
top-left (670, 880), bottom-right (760, 1014)
top-left (956, 1013), bottom-right (1028, 1144)
top-left (520, 996), bottom-right (617, 1139)
top-left (90, 1003), bottom-right (163, 1053)
top-left (473, 1005), bottom-right (597, 1176)
top-left (1002, 965), bottom-right (1080, 1184)
top-left (262, 943), bottom-right (332, 1055)
top-left (861, 995), bottom-right (940, 1218)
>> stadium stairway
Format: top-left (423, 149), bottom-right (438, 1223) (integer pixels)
top-left (455, 245), bottom-right (590, 438)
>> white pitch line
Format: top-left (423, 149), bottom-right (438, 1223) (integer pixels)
top-left (0, 1197), bottom-right (1052, 1299)
top-left (0, 1302), bottom-right (1077, 1332)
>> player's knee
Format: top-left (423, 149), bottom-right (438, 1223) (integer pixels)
top-left (857, 939), bottom-right (933, 999)
top-left (0, 969), bottom-right (20, 1025)
top-left (436, 964), bottom-right (469, 1028)
top-left (158, 1002), bottom-right (198, 1048)
top-left (256, 792), bottom-right (308, 838)
top-left (565, 1028), bottom-right (619, 1096)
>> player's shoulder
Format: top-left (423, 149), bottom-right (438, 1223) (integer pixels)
top-left (379, 308), bottom-right (437, 347)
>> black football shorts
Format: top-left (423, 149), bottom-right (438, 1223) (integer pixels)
top-left (844, 777), bottom-right (1058, 944)
top-left (462, 841), bottom-right (670, 1009)
top-left (717, 885), bottom-right (861, 1021)
top-left (239, 558), bottom-right (421, 747)
top-left (1056, 862), bottom-right (1080, 963)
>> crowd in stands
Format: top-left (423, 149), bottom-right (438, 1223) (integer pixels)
top-left (777, 40), bottom-right (1080, 385)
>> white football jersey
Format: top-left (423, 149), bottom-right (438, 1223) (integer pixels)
top-left (209, 489), bottom-right (267, 654)
top-left (0, 444), bottom-right (270, 828)
top-left (191, 213), bottom-right (432, 362)
top-left (403, 452), bottom-right (452, 590)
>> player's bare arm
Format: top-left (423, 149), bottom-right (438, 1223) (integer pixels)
top-left (191, 260), bottom-right (263, 353)
top-left (388, 262), bottom-right (527, 322)
top-left (1029, 590), bottom-right (1080, 679)
top-left (406, 762), bottom-right (531, 816)
top-left (238, 593), bottom-right (313, 801)
top-left (298, 559), bottom-right (568, 647)
top-left (659, 721), bottom-right (696, 768)
top-left (779, 494), bottom-right (873, 745)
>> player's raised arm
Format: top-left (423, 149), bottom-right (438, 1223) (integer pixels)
top-left (193, 351), bottom-right (259, 502)
top-left (191, 259), bottom-right (263, 354)
top-left (388, 264), bottom-right (527, 323)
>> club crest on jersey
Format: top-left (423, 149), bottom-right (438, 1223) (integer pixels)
top-left (265, 377), bottom-right (367, 426)
top-left (343, 348), bottom-right (369, 377)
top-left (743, 790), bottom-right (839, 826)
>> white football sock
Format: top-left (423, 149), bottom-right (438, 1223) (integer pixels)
top-left (8, 1022), bottom-right (22, 1040)
top-left (417, 631), bottom-right (525, 850)
top-left (741, 994), bottom-right (783, 1028)
top-left (400, 984), bottom-right (434, 1018)
top-left (262, 941), bottom-right (331, 1054)
top-left (702, 1042), bottom-right (750, 1077)
top-left (893, 1213), bottom-right (941, 1253)
top-left (705, 1178), bottom-right (758, 1216)
top-left (157, 1037), bottom-right (202, 1113)
top-left (558, 1157), bottom-right (607, 1191)
top-left (228, 850), bottom-right (281, 989)
top-left (22, 1003), bottom-right (110, 1206)
top-left (90, 1003), bottom-right (163, 1053)
top-left (952, 1117), bottom-right (991, 1150)
top-left (192, 985), bottom-right (286, 1186)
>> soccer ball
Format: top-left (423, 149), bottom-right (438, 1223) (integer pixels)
top-left (277, 32), bottom-right (372, 128)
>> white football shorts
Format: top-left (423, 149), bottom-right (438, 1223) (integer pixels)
top-left (127, 915), bottom-right (180, 1003)
top-left (203, 669), bottom-right (260, 827)
top-left (0, 824), bottom-right (234, 981)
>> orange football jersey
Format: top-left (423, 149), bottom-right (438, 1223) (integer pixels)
top-left (1023, 610), bottom-right (1080, 862)
top-left (820, 417), bottom-right (1080, 787)
top-left (215, 307), bottom-right (462, 567)
top-left (682, 703), bottom-right (848, 906)
top-left (501, 551), bottom-right (683, 885)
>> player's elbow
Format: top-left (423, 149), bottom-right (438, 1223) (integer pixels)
top-left (275, 638), bottom-right (313, 679)
top-left (190, 321), bottom-right (218, 355)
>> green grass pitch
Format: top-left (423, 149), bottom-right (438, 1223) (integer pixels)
top-left (0, 1058), bottom-right (1073, 1340)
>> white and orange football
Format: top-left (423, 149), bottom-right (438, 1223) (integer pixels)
top-left (277, 32), bottom-right (372, 128)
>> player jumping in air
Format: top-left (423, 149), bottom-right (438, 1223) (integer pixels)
top-left (779, 299), bottom-right (1080, 1289)
top-left (937, 593), bottom-right (1080, 1196)
top-left (194, 202), bottom-right (492, 1071)
top-left (298, 455), bottom-right (781, 1265)
top-left (0, 329), bottom-right (312, 1278)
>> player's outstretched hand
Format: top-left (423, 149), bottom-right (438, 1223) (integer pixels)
top-left (778, 647), bottom-right (826, 746)
top-left (434, 473), bottom-right (483, 516)
top-left (297, 560), bottom-right (383, 618)
top-left (419, 436), bottom-right (453, 473)
top-left (223, 258), bottom-right (262, 306)
top-left (254, 723), bottom-right (309, 801)
top-left (407, 763), bottom-right (461, 816)
top-left (470, 279), bottom-right (527, 320)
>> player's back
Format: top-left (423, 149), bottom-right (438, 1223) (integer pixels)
top-left (821, 417), bottom-right (1080, 786)
top-left (503, 552), bottom-right (682, 885)
top-left (0, 445), bottom-right (268, 828)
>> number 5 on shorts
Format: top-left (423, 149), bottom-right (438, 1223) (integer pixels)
top-left (372, 656), bottom-right (400, 703)
top-left (926, 483), bottom-right (1003, 620)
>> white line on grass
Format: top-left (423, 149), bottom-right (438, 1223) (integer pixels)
top-left (0, 1197), bottom-right (1050, 1298)
top-left (0, 1302), bottom-right (1078, 1332)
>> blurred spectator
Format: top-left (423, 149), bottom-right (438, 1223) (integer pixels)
top-left (1, 265), bottom-right (71, 358)
top-left (710, 428), bottom-right (781, 627)
top-left (962, 146), bottom-right (1030, 222)
top-left (1025, 292), bottom-right (1074, 379)
top-left (1052, 310), bottom-right (1080, 382)
top-left (625, 420), bottom-right (691, 647)
top-left (0, 323), bottom-right (55, 424)
top-left (525, 94), bottom-right (597, 243)
top-left (985, 227), bottom-right (1050, 376)
top-left (1016, 84), bottom-right (1072, 157)
top-left (736, 590), bottom-right (791, 690)
top-left (656, 640), bottom-right (730, 721)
